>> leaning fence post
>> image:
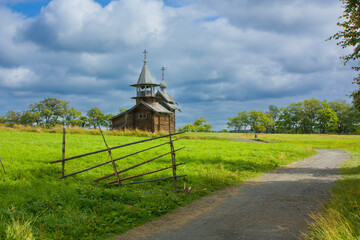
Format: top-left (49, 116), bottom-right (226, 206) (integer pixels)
top-left (0, 156), bottom-right (6, 174)
top-left (168, 114), bottom-right (177, 191)
top-left (61, 127), bottom-right (66, 178)
top-left (98, 125), bottom-right (121, 186)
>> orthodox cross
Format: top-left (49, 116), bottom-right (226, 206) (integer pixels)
top-left (161, 66), bottom-right (166, 81)
top-left (143, 49), bottom-right (148, 61)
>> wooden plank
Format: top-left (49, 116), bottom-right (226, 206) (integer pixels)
top-left (59, 141), bottom-right (176, 179)
top-left (50, 132), bottom-right (185, 164)
top-left (98, 125), bottom-right (121, 186)
top-left (61, 127), bottom-right (66, 178)
top-left (92, 147), bottom-right (185, 182)
top-left (0, 157), bottom-right (6, 174)
top-left (168, 114), bottom-right (177, 191)
top-left (116, 174), bottom-right (187, 186)
top-left (107, 163), bottom-right (186, 184)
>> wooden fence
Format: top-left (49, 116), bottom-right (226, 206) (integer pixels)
top-left (0, 156), bottom-right (6, 174)
top-left (50, 127), bottom-right (186, 191)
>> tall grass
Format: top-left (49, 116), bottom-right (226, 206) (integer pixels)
top-left (0, 124), bottom-right (164, 137)
top-left (305, 148), bottom-right (360, 240)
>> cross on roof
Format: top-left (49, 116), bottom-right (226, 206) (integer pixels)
top-left (161, 67), bottom-right (166, 81)
top-left (143, 49), bottom-right (148, 61)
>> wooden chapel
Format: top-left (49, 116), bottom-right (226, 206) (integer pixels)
top-left (111, 50), bottom-right (180, 132)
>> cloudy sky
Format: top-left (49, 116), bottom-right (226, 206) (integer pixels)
top-left (0, 0), bottom-right (355, 130)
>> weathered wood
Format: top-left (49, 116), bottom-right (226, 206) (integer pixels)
top-left (107, 162), bottom-right (186, 184)
top-left (59, 141), bottom-right (176, 179)
top-left (50, 132), bottom-right (184, 164)
top-left (98, 125), bottom-right (121, 186)
top-left (116, 174), bottom-right (187, 186)
top-left (61, 127), bottom-right (66, 178)
top-left (92, 147), bottom-right (185, 182)
top-left (0, 157), bottom-right (6, 174)
top-left (168, 115), bottom-right (177, 191)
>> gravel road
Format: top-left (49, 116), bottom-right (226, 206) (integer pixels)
top-left (115, 149), bottom-right (349, 240)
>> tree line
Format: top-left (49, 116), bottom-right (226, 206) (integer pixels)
top-left (0, 97), bottom-right (115, 128)
top-left (227, 98), bottom-right (360, 134)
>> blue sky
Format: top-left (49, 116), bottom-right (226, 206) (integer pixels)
top-left (0, 0), bottom-right (355, 130)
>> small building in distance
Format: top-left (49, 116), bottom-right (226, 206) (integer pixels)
top-left (111, 50), bottom-right (180, 132)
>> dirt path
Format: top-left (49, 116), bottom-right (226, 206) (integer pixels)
top-left (114, 149), bottom-right (349, 240)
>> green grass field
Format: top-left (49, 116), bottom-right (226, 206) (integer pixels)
top-left (0, 130), bottom-right (359, 239)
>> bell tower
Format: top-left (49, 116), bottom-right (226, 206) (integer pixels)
top-left (130, 50), bottom-right (160, 103)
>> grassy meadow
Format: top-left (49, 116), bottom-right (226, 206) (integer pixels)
top-left (0, 128), bottom-right (359, 239)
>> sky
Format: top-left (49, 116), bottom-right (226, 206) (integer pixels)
top-left (0, 0), bottom-right (356, 130)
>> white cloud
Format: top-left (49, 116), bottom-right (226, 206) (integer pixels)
top-left (22, 0), bottom-right (166, 51)
top-left (0, 67), bottom-right (38, 88)
top-left (0, 7), bottom-right (36, 67)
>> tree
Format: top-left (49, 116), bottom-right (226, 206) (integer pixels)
top-left (63, 107), bottom-right (82, 127)
top-left (301, 98), bottom-right (322, 133)
top-left (278, 103), bottom-right (302, 133)
top-left (20, 110), bottom-right (41, 126)
top-left (4, 111), bottom-right (22, 126)
top-left (329, 100), bottom-right (360, 133)
top-left (30, 97), bottom-right (69, 127)
top-left (317, 108), bottom-right (339, 133)
top-left (119, 107), bottom-right (128, 114)
top-left (267, 105), bottom-right (280, 133)
top-left (227, 111), bottom-right (249, 132)
top-left (87, 108), bottom-right (106, 129)
top-left (329, 0), bottom-right (360, 110)
top-left (0, 116), bottom-right (5, 124)
top-left (248, 110), bottom-right (274, 137)
top-left (181, 124), bottom-right (197, 132)
top-left (179, 117), bottom-right (213, 132)
top-left (86, 108), bottom-right (113, 129)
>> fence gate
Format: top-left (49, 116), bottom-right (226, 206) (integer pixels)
top-left (50, 128), bottom-right (186, 191)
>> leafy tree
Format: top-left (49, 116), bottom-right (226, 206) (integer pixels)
top-left (248, 110), bottom-right (274, 137)
top-left (86, 108), bottom-right (113, 128)
top-left (4, 111), bottom-right (22, 126)
top-left (278, 103), bottom-right (302, 133)
top-left (63, 107), bottom-right (82, 127)
top-left (317, 108), bottom-right (339, 133)
top-left (301, 98), bottom-right (322, 133)
top-left (119, 107), bottom-right (128, 114)
top-left (329, 100), bottom-right (360, 133)
top-left (30, 97), bottom-right (69, 127)
top-left (227, 111), bottom-right (249, 132)
top-left (193, 117), bottom-right (206, 127)
top-left (329, 0), bottom-right (360, 110)
top-left (181, 124), bottom-right (197, 132)
top-left (180, 117), bottom-right (212, 132)
top-left (204, 124), bottom-right (213, 132)
top-left (267, 105), bottom-right (280, 133)
top-left (0, 115), bottom-right (5, 124)
top-left (20, 110), bottom-right (41, 126)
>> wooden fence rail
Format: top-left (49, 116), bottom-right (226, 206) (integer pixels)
top-left (0, 156), bottom-right (6, 174)
top-left (50, 128), bottom-right (186, 191)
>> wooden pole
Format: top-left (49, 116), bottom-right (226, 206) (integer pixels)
top-left (98, 125), bottom-right (121, 186)
top-left (61, 127), bottom-right (66, 178)
top-left (116, 174), bottom-right (187, 186)
top-left (0, 157), bottom-right (6, 174)
top-left (168, 114), bottom-right (177, 191)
